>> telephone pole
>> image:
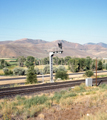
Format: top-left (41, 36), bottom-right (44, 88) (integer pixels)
top-left (96, 58), bottom-right (97, 86)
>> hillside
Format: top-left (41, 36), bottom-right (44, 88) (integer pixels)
top-left (85, 42), bottom-right (107, 48)
top-left (0, 38), bottom-right (107, 58)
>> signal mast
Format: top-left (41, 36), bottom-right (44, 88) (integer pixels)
top-left (49, 43), bottom-right (63, 82)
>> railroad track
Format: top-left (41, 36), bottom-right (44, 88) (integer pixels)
top-left (0, 77), bottom-right (107, 98)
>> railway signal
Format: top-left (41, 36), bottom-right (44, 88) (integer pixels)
top-left (58, 42), bottom-right (62, 49)
top-left (49, 43), bottom-right (63, 82)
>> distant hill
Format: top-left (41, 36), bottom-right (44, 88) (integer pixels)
top-left (85, 42), bottom-right (107, 48)
top-left (97, 42), bottom-right (107, 48)
top-left (0, 38), bottom-right (107, 58)
top-left (12, 38), bottom-right (48, 44)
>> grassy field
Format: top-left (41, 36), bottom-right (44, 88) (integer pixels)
top-left (0, 83), bottom-right (107, 119)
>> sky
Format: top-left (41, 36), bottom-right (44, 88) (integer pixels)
top-left (0, 0), bottom-right (107, 44)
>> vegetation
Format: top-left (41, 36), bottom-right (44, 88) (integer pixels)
top-left (13, 67), bottom-right (25, 75)
top-left (84, 70), bottom-right (94, 77)
top-left (55, 65), bottom-right (68, 80)
top-left (3, 67), bottom-right (13, 75)
top-left (0, 59), bottom-right (10, 69)
top-left (0, 56), bottom-right (105, 76)
top-left (26, 66), bottom-right (37, 84)
top-left (25, 56), bottom-right (35, 68)
top-left (0, 83), bottom-right (107, 119)
top-left (97, 60), bottom-right (103, 70)
top-left (43, 65), bottom-right (50, 74)
top-left (17, 56), bottom-right (26, 67)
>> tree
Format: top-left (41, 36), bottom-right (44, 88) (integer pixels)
top-left (18, 56), bottom-right (26, 67)
top-left (0, 59), bottom-right (10, 69)
top-left (64, 56), bottom-right (71, 65)
top-left (79, 58), bottom-right (86, 71)
top-left (25, 56), bottom-right (35, 68)
top-left (91, 59), bottom-right (96, 70)
top-left (53, 56), bottom-right (59, 65)
top-left (68, 58), bottom-right (80, 72)
top-left (43, 57), bottom-right (49, 65)
top-left (35, 59), bottom-right (39, 65)
top-left (85, 57), bottom-right (92, 70)
top-left (26, 66), bottom-right (37, 84)
top-left (58, 58), bottom-right (64, 65)
top-left (98, 60), bottom-right (103, 70)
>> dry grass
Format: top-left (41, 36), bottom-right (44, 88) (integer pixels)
top-left (0, 70), bottom-right (4, 74)
top-left (0, 83), bottom-right (107, 119)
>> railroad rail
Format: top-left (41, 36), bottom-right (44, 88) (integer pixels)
top-left (0, 77), bottom-right (107, 98)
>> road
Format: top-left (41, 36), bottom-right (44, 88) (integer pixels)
top-left (0, 70), bottom-right (107, 81)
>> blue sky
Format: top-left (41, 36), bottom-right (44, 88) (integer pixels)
top-left (0, 0), bottom-right (107, 44)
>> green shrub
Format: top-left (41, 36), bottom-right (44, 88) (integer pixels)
top-left (84, 70), bottom-right (94, 77)
top-left (26, 66), bottom-right (37, 84)
top-left (43, 65), bottom-right (50, 74)
top-left (13, 67), bottom-right (25, 75)
top-left (53, 92), bottom-right (62, 103)
top-left (55, 70), bottom-right (68, 80)
top-left (99, 83), bottom-right (107, 89)
top-left (24, 68), bottom-right (28, 75)
top-left (0, 65), bottom-right (3, 69)
top-left (16, 95), bottom-right (22, 100)
top-left (34, 67), bottom-right (40, 75)
top-left (3, 67), bottom-right (13, 75)
top-left (57, 65), bottom-right (67, 72)
top-left (63, 92), bottom-right (77, 99)
top-left (106, 63), bottom-right (107, 70)
top-left (79, 83), bottom-right (86, 92)
top-left (23, 95), bottom-right (48, 108)
top-left (53, 67), bottom-right (58, 73)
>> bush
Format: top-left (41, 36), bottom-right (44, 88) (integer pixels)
top-left (26, 66), bottom-right (37, 84)
top-left (0, 65), bottom-right (2, 69)
top-left (24, 68), bottom-right (28, 75)
top-left (53, 67), bottom-right (58, 73)
top-left (34, 67), bottom-right (40, 75)
top-left (13, 68), bottom-right (25, 75)
top-left (55, 70), bottom-right (68, 80)
top-left (55, 65), bottom-right (68, 80)
top-left (57, 65), bottom-right (67, 72)
top-left (43, 65), bottom-right (50, 74)
top-left (3, 67), bottom-right (13, 75)
top-left (106, 63), bottom-right (107, 70)
top-left (23, 95), bottom-right (48, 108)
top-left (84, 70), bottom-right (94, 77)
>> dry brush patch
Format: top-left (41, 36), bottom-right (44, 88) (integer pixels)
top-left (0, 83), bottom-right (107, 119)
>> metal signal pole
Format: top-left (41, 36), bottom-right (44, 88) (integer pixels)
top-left (49, 42), bottom-right (63, 83)
top-left (49, 52), bottom-right (54, 82)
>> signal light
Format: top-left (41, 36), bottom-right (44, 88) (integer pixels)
top-left (58, 43), bottom-right (62, 49)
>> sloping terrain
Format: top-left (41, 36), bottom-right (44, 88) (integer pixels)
top-left (0, 38), bottom-right (107, 58)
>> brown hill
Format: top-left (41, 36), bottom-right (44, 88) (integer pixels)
top-left (0, 38), bottom-right (107, 58)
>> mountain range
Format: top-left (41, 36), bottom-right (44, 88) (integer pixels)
top-left (0, 38), bottom-right (107, 58)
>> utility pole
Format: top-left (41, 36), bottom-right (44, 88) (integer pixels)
top-left (96, 58), bottom-right (97, 86)
top-left (49, 43), bottom-right (63, 83)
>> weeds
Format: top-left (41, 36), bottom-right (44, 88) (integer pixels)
top-left (16, 95), bottom-right (22, 100)
top-left (22, 95), bottom-right (48, 108)
top-left (1, 83), bottom-right (107, 119)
